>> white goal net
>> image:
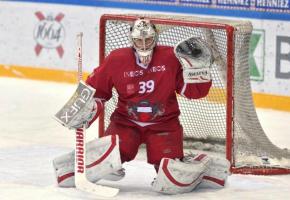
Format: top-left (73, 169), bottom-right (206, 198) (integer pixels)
top-left (97, 14), bottom-right (290, 175)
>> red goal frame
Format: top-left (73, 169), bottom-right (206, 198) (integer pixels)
top-left (97, 14), bottom-right (290, 175)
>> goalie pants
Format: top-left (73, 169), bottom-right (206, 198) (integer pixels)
top-left (104, 119), bottom-right (184, 168)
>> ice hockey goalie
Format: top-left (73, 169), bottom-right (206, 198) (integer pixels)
top-left (53, 17), bottom-right (230, 194)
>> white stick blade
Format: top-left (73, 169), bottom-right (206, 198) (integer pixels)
top-left (76, 178), bottom-right (119, 198)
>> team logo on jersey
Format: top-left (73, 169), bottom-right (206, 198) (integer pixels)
top-left (124, 70), bottom-right (144, 78)
top-left (148, 65), bottom-right (166, 73)
top-left (34, 11), bottom-right (65, 58)
top-left (127, 100), bottom-right (165, 122)
top-left (126, 84), bottom-right (135, 95)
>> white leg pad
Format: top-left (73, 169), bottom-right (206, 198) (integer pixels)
top-left (102, 168), bottom-right (125, 181)
top-left (53, 135), bottom-right (122, 187)
top-left (152, 154), bottom-right (211, 194)
top-left (198, 156), bottom-right (230, 189)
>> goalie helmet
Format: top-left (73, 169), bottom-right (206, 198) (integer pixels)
top-left (129, 18), bottom-right (158, 66)
top-left (174, 37), bottom-right (213, 69)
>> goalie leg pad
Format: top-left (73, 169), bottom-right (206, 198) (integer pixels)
top-left (152, 154), bottom-right (211, 194)
top-left (53, 135), bottom-right (122, 187)
top-left (102, 168), bottom-right (125, 181)
top-left (198, 156), bottom-right (230, 189)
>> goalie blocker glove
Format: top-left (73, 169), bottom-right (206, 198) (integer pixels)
top-left (174, 37), bottom-right (213, 83)
top-left (68, 97), bottom-right (103, 129)
top-left (54, 81), bottom-right (103, 129)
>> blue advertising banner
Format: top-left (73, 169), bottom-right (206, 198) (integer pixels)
top-left (145, 0), bottom-right (175, 2)
top-left (217, 0), bottom-right (251, 8)
top-left (180, 0), bottom-right (212, 5)
top-left (255, 0), bottom-right (290, 10)
top-left (5, 0), bottom-right (290, 20)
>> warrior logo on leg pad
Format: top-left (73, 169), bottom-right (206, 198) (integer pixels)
top-left (53, 135), bottom-right (122, 187)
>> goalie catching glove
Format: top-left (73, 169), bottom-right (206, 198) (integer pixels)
top-left (174, 37), bottom-right (213, 83)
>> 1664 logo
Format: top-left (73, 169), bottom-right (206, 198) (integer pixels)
top-left (34, 11), bottom-right (65, 58)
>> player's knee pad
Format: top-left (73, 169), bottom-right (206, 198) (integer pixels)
top-left (53, 135), bottom-right (122, 187)
top-left (152, 154), bottom-right (211, 194)
top-left (198, 156), bottom-right (230, 189)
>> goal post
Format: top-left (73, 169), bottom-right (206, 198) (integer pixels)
top-left (97, 14), bottom-right (290, 175)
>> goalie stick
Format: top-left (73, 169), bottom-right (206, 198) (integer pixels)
top-left (74, 32), bottom-right (119, 198)
top-left (55, 32), bottom-right (119, 198)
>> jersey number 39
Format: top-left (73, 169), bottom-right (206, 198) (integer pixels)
top-left (139, 80), bottom-right (155, 94)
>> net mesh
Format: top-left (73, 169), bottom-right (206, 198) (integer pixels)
top-left (99, 14), bottom-right (290, 172)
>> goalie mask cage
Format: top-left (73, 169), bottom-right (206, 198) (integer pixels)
top-left (98, 14), bottom-right (290, 175)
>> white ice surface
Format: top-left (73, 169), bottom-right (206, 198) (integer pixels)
top-left (0, 77), bottom-right (290, 200)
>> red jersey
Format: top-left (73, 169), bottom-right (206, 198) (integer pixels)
top-left (86, 46), bottom-right (211, 124)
